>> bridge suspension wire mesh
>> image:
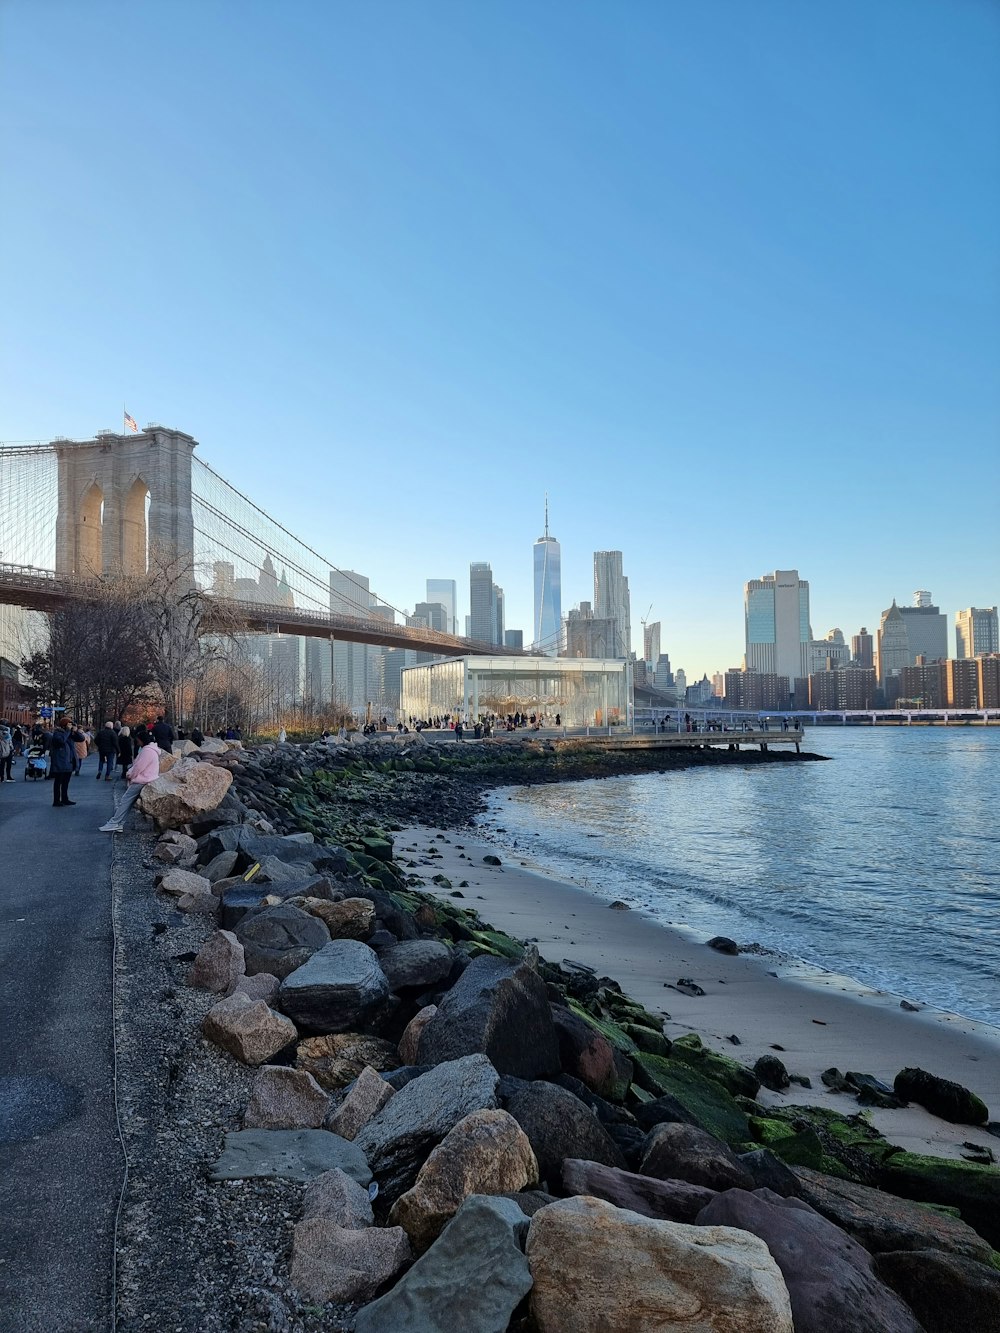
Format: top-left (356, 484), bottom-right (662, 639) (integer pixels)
top-left (0, 444), bottom-right (59, 571)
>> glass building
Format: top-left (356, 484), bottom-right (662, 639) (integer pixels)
top-left (744, 569), bottom-right (811, 681)
top-left (533, 499), bottom-right (562, 654)
top-left (401, 656), bottom-right (631, 728)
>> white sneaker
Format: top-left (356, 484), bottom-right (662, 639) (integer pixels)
top-left (99, 822), bottom-right (124, 833)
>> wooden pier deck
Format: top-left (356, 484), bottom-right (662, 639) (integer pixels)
top-left (550, 730), bottom-right (806, 754)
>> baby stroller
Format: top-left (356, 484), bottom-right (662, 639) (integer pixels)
top-left (24, 744), bottom-right (48, 780)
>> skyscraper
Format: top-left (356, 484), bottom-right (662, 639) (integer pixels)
top-left (643, 620), bottom-right (661, 665)
top-left (956, 607), bottom-right (999, 658)
top-left (469, 562), bottom-right (498, 644)
top-left (851, 627), bottom-right (874, 668)
top-left (426, 579), bottom-right (458, 636)
top-left (744, 570), bottom-right (811, 681)
top-left (899, 592), bottom-right (947, 663)
top-left (532, 498), bottom-right (562, 655)
top-left (593, 551), bottom-right (632, 658)
top-left (330, 569), bottom-right (370, 711)
top-left (876, 601), bottom-right (910, 683)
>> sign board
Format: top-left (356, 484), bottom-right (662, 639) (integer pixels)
top-left (38, 706), bottom-right (52, 718)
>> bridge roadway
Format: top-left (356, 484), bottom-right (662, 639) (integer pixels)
top-left (0, 566), bottom-right (515, 657)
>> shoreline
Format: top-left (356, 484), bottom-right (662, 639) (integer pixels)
top-left (396, 818), bottom-right (1000, 1162)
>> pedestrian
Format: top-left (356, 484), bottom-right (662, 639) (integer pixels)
top-left (50, 719), bottom-right (85, 806)
top-left (277, 726), bottom-right (287, 744)
top-left (72, 724), bottom-right (89, 774)
top-left (95, 722), bottom-right (119, 781)
top-left (99, 732), bottom-right (162, 833)
top-left (151, 714), bottom-right (175, 750)
top-left (190, 725), bottom-right (204, 746)
top-left (0, 724), bottom-right (13, 781)
top-left (117, 725), bottom-right (134, 778)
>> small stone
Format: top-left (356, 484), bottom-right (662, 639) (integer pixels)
top-left (202, 992), bottom-right (298, 1066)
top-left (706, 935), bottom-right (739, 955)
top-left (325, 1065), bottom-right (395, 1141)
top-left (302, 1167), bottom-right (373, 1227)
top-left (159, 868), bottom-right (212, 898)
top-left (676, 978), bottom-right (706, 996)
top-left (754, 1054), bottom-right (791, 1092)
top-left (482, 854), bottom-right (502, 866)
top-left (608, 900), bottom-right (630, 911)
top-left (176, 889), bottom-right (219, 914)
top-left (230, 972), bottom-right (280, 1005)
top-left (188, 930), bottom-right (246, 994)
top-left (291, 1218), bottom-right (411, 1303)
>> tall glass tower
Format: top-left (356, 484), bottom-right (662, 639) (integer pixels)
top-left (533, 497), bottom-right (562, 654)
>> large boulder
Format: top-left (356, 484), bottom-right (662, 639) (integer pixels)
top-left (500, 1078), bottom-right (626, 1186)
top-left (893, 1067), bottom-right (989, 1126)
top-left (630, 1055), bottom-right (751, 1145)
top-left (243, 1065), bottom-right (330, 1129)
top-left (354, 1195), bottom-right (531, 1333)
top-left (417, 955), bottom-right (560, 1080)
top-left (296, 1032), bottom-right (399, 1091)
top-left (389, 1108), bottom-right (538, 1251)
top-left (378, 939), bottom-right (454, 993)
top-left (353, 1054), bottom-right (500, 1205)
top-left (158, 867), bottom-right (212, 898)
top-left (874, 1248), bottom-right (1000, 1333)
top-left (278, 940), bottom-right (390, 1034)
top-left (877, 1151), bottom-right (1000, 1248)
top-left (399, 1005), bottom-right (438, 1064)
top-left (233, 903), bottom-right (330, 979)
top-left (697, 1188), bottom-right (923, 1333)
top-left (562, 1158), bottom-right (716, 1223)
top-left (550, 1006), bottom-right (620, 1098)
top-left (793, 1164), bottom-right (996, 1264)
top-left (640, 1122), bottom-right (755, 1192)
top-left (290, 1218), bottom-right (411, 1304)
top-left (138, 758), bottom-right (234, 830)
top-left (201, 993), bottom-right (297, 1066)
top-left (300, 896), bottom-right (376, 940)
top-left (302, 1167), bottom-right (373, 1227)
top-left (209, 1128), bottom-right (370, 1186)
top-left (527, 1195), bottom-right (792, 1333)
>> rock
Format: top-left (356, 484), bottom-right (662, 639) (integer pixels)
top-left (894, 1066), bottom-right (989, 1126)
top-left (631, 1056), bottom-right (751, 1145)
top-left (399, 1005), bottom-right (438, 1064)
top-left (608, 900), bottom-right (630, 910)
top-left (325, 1064), bottom-right (395, 1140)
top-left (632, 1092), bottom-right (702, 1132)
top-left (669, 1032), bottom-right (761, 1098)
top-left (354, 1195), bottom-right (531, 1333)
top-left (243, 1065), bottom-right (330, 1129)
top-left (527, 1195), bottom-right (793, 1333)
top-left (158, 867), bottom-right (212, 898)
top-left (290, 1218), bottom-right (411, 1304)
top-left (754, 1053), bottom-right (791, 1092)
top-left (153, 833), bottom-right (198, 865)
top-left (551, 1006), bottom-right (619, 1098)
top-left (138, 759), bottom-right (234, 830)
top-left (417, 954), bottom-right (560, 1080)
top-left (176, 888), bottom-right (219, 914)
top-left (739, 1148), bottom-right (801, 1198)
top-left (201, 992), bottom-right (298, 1066)
top-left (873, 1248), bottom-right (1000, 1333)
top-left (389, 1108), bottom-right (538, 1251)
top-left (302, 1166), bottom-right (373, 1227)
top-left (198, 737), bottom-right (228, 755)
top-left (209, 1128), bottom-right (371, 1185)
top-left (297, 1033), bottom-right (400, 1090)
top-left (188, 930), bottom-right (246, 994)
top-left (562, 1158), bottom-right (716, 1222)
top-left (500, 1078), bottom-right (626, 1186)
top-left (697, 1188), bottom-right (923, 1333)
top-left (230, 972), bottom-right (280, 1005)
top-left (301, 896), bottom-right (376, 940)
top-left (254, 853), bottom-right (318, 883)
top-left (482, 854), bottom-right (502, 865)
top-left (379, 939), bottom-right (454, 992)
top-left (640, 1122), bottom-right (755, 1192)
top-left (354, 1054), bottom-right (500, 1205)
top-left (794, 1164), bottom-right (997, 1263)
top-left (234, 903), bottom-right (330, 979)
top-left (201, 849), bottom-right (240, 883)
top-left (172, 739), bottom-right (200, 756)
top-left (707, 935), bottom-right (739, 954)
top-left (278, 939), bottom-right (390, 1034)
top-left (878, 1151), bottom-right (1000, 1248)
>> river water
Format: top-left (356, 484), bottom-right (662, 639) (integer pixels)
top-left (480, 727), bottom-right (1000, 1026)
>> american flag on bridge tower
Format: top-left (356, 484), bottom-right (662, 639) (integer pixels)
top-left (124, 410), bottom-right (138, 433)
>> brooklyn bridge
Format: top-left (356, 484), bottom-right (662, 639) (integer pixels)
top-left (0, 425), bottom-right (507, 657)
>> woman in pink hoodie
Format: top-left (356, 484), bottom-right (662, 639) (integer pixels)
top-left (99, 733), bottom-right (161, 833)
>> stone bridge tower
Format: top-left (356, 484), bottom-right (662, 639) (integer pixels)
top-left (53, 426), bottom-right (197, 577)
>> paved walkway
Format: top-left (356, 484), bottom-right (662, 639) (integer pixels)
top-left (0, 755), bottom-right (120, 1331)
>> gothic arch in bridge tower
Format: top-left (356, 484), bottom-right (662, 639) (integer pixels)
top-left (54, 427), bottom-right (196, 578)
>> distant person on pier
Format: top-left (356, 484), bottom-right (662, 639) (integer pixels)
top-left (99, 733), bottom-right (162, 833)
top-left (95, 722), bottom-right (119, 781)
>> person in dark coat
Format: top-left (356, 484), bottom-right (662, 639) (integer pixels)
top-left (151, 715), bottom-right (175, 750)
top-left (117, 726), bottom-right (134, 778)
top-left (95, 722), bottom-right (119, 781)
top-left (49, 720), bottom-right (84, 806)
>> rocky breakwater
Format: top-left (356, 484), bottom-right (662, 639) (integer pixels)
top-left (140, 739), bottom-right (999, 1330)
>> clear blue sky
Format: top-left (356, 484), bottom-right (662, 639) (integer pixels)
top-left (2, 0), bottom-right (998, 677)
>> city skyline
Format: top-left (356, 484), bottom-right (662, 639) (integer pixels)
top-left (2, 2), bottom-right (997, 678)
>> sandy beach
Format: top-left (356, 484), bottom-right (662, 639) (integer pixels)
top-left (396, 821), bottom-right (1000, 1162)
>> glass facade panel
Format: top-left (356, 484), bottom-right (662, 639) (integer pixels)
top-left (401, 657), bottom-right (630, 728)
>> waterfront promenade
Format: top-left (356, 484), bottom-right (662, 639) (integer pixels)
top-left (0, 769), bottom-right (119, 1331)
